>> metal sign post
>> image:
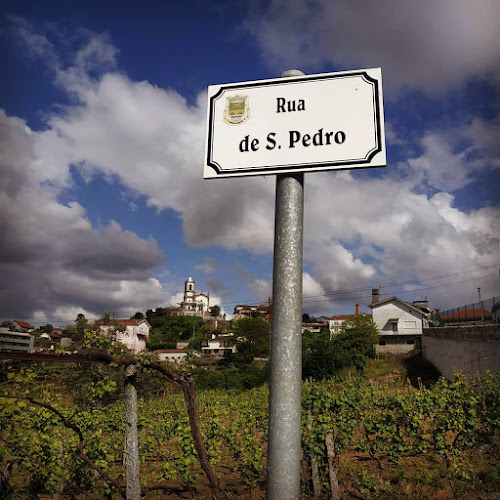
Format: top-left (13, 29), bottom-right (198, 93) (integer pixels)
top-left (267, 69), bottom-right (305, 500)
top-left (204, 67), bottom-right (385, 500)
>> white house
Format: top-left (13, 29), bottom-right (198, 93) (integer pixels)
top-left (233, 304), bottom-right (270, 320)
top-left (157, 349), bottom-right (188, 363)
top-left (328, 304), bottom-right (371, 336)
top-left (369, 289), bottom-right (431, 354)
top-left (328, 304), bottom-right (370, 338)
top-left (201, 333), bottom-right (236, 358)
top-left (100, 319), bottom-right (151, 354)
top-left (10, 320), bottom-right (34, 332)
top-left (301, 322), bottom-right (329, 334)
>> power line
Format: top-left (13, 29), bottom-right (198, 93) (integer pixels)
top-left (221, 264), bottom-right (500, 306)
top-left (301, 274), bottom-right (498, 306)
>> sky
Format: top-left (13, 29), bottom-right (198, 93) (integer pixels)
top-left (1, 0), bottom-right (499, 326)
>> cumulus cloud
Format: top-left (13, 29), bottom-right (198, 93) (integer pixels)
top-left (406, 133), bottom-right (472, 191)
top-left (465, 116), bottom-right (500, 167)
top-left (247, 0), bottom-right (500, 93)
top-left (196, 258), bottom-right (218, 274)
top-left (248, 278), bottom-right (273, 304)
top-left (0, 110), bottom-right (169, 320)
top-left (4, 19), bottom-right (499, 320)
top-left (304, 172), bottom-right (500, 307)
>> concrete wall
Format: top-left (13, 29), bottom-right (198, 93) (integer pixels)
top-left (375, 335), bottom-right (421, 355)
top-left (422, 325), bottom-right (500, 379)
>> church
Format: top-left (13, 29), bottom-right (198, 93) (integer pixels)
top-left (166, 276), bottom-right (211, 318)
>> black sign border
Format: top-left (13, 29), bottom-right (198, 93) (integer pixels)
top-left (206, 70), bottom-right (384, 177)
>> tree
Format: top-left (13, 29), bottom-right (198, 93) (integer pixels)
top-left (64, 314), bottom-right (90, 345)
top-left (338, 316), bottom-right (378, 350)
top-left (131, 311), bottom-right (144, 320)
top-left (100, 312), bottom-right (112, 325)
top-left (233, 318), bottom-right (270, 362)
top-left (302, 317), bottom-right (379, 380)
top-left (188, 324), bottom-right (214, 352)
top-left (302, 329), bottom-right (344, 380)
top-left (210, 305), bottom-right (221, 318)
top-left (302, 313), bottom-right (319, 323)
top-left (147, 333), bottom-right (177, 351)
top-left (39, 324), bottom-right (54, 333)
top-left (336, 316), bottom-right (379, 374)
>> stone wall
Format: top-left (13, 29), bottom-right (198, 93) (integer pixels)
top-left (422, 325), bottom-right (500, 379)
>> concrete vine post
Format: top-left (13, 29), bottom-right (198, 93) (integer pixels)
top-left (325, 430), bottom-right (340, 500)
top-left (124, 364), bottom-right (140, 500)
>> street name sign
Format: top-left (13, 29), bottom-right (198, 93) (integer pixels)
top-left (204, 68), bottom-right (385, 179)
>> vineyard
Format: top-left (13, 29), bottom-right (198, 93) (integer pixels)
top-left (1, 356), bottom-right (499, 499)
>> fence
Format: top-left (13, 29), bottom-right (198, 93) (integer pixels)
top-left (433, 296), bottom-right (500, 326)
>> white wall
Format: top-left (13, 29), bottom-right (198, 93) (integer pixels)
top-left (372, 300), bottom-right (424, 336)
top-left (158, 352), bottom-right (187, 362)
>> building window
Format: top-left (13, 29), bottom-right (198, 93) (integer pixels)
top-left (392, 323), bottom-right (398, 332)
top-left (403, 321), bottom-right (416, 329)
top-left (406, 339), bottom-right (415, 345)
top-left (379, 339), bottom-right (386, 346)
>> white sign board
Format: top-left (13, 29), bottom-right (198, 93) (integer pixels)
top-left (204, 68), bottom-right (385, 179)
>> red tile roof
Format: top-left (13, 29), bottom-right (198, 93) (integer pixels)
top-left (13, 320), bottom-right (34, 329)
top-left (116, 319), bottom-right (150, 326)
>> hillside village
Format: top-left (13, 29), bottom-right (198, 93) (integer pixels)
top-left (2, 275), bottom-right (499, 380)
top-left (2, 276), bottom-right (499, 500)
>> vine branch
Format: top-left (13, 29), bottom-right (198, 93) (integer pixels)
top-left (0, 394), bottom-right (126, 499)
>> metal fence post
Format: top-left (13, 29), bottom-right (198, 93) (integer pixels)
top-left (267, 67), bottom-right (305, 500)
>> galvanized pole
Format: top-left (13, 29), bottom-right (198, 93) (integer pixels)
top-left (478, 287), bottom-right (485, 323)
top-left (267, 69), bottom-right (305, 500)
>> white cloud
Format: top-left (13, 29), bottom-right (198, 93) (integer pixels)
top-left (247, 0), bottom-right (500, 93)
top-left (196, 258), bottom-right (218, 274)
top-left (4, 20), bottom-right (499, 320)
top-left (407, 133), bottom-right (472, 191)
top-left (0, 110), bottom-right (170, 320)
top-left (466, 116), bottom-right (500, 167)
top-left (249, 279), bottom-right (272, 303)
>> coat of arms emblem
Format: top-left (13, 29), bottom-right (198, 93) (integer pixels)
top-left (224, 95), bottom-right (250, 125)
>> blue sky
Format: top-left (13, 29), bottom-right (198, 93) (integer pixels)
top-left (1, 0), bottom-right (499, 325)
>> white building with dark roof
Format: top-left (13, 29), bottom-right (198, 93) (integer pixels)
top-left (369, 289), bottom-right (431, 354)
top-left (201, 333), bottom-right (236, 358)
